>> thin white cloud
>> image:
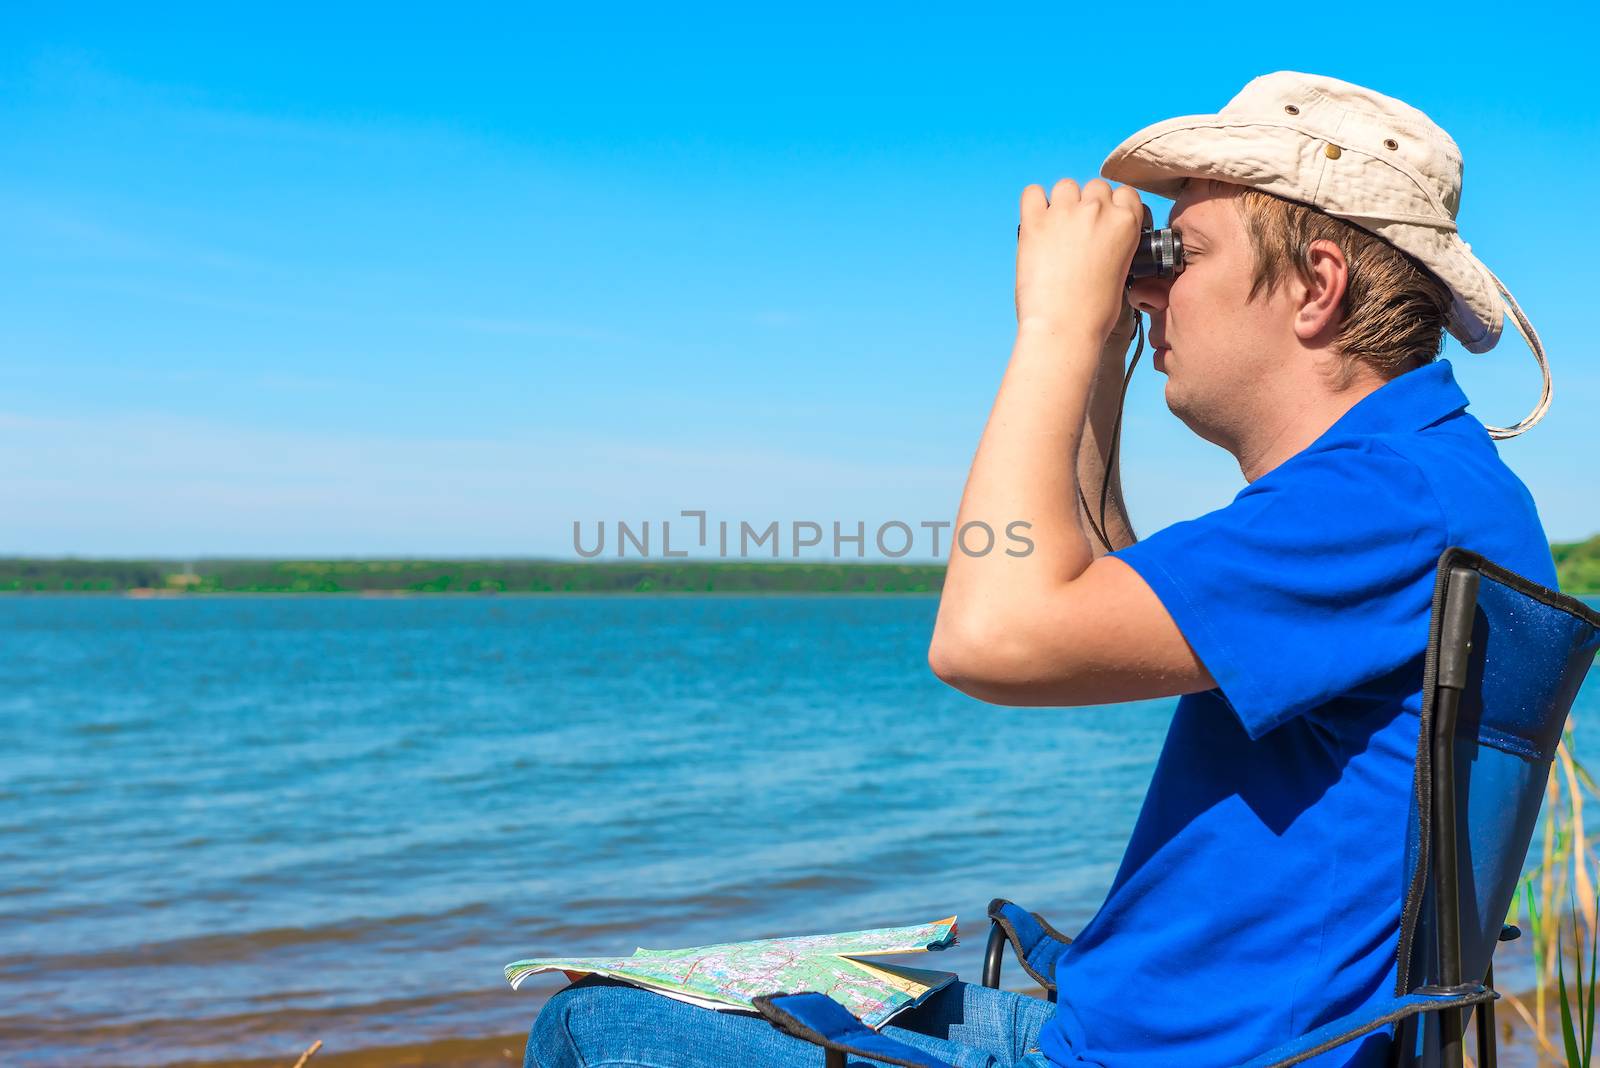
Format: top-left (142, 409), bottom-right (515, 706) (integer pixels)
top-left (448, 316), bottom-right (632, 344)
top-left (0, 194), bottom-right (259, 272)
top-left (0, 410), bottom-right (970, 556)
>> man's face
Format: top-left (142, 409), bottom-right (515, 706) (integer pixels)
top-left (1127, 180), bottom-right (1300, 451)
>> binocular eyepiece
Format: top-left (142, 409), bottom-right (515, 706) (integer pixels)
top-left (1016, 224), bottom-right (1185, 284)
top-left (1129, 227), bottom-right (1184, 283)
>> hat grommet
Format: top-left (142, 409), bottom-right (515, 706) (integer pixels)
top-left (1284, 104), bottom-right (1300, 116)
top-left (1384, 138), bottom-right (1399, 150)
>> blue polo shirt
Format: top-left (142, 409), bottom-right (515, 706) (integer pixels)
top-left (1038, 360), bottom-right (1555, 1068)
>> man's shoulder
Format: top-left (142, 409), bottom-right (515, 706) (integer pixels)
top-left (1227, 433), bottom-right (1445, 540)
top-left (1114, 407), bottom-right (1555, 734)
top-left (1362, 414), bottom-right (1555, 586)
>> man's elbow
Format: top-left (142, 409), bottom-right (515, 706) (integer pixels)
top-left (927, 630), bottom-right (978, 690)
top-left (927, 621), bottom-right (1066, 704)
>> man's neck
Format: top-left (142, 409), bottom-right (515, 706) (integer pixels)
top-left (1233, 367), bottom-right (1389, 483)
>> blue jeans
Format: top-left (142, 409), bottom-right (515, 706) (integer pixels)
top-left (526, 977), bottom-right (1056, 1067)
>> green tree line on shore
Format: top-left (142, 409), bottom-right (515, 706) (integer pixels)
top-left (3, 538), bottom-right (1599, 594)
top-left (0, 558), bottom-right (946, 594)
top-left (1553, 535), bottom-right (1600, 595)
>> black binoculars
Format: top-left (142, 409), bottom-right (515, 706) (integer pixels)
top-left (1015, 225), bottom-right (1185, 284)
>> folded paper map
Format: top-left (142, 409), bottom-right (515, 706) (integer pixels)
top-left (505, 916), bottom-right (959, 1028)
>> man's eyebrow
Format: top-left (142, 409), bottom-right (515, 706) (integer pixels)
top-left (1171, 221), bottom-right (1209, 242)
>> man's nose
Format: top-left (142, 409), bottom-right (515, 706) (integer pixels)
top-left (1126, 275), bottom-right (1170, 315)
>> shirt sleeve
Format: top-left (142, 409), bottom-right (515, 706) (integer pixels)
top-left (1111, 439), bottom-right (1447, 740)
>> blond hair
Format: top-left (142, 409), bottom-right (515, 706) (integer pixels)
top-left (1229, 186), bottom-right (1451, 387)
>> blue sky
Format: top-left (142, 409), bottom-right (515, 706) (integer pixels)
top-left (3, 4), bottom-right (1594, 557)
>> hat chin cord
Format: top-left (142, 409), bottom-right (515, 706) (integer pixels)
top-left (1481, 267), bottom-right (1553, 439)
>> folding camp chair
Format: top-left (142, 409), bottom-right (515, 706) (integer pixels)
top-left (755, 548), bottom-right (1600, 1067)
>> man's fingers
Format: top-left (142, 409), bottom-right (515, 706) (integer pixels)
top-left (1081, 178), bottom-right (1115, 202)
top-left (1020, 184), bottom-right (1048, 227)
top-left (1109, 183), bottom-right (1146, 226)
top-left (1025, 178), bottom-right (1144, 235)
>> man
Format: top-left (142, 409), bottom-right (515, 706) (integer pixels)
top-left (527, 72), bottom-right (1555, 1068)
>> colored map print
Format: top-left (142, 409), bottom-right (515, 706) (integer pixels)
top-left (506, 916), bottom-right (959, 1028)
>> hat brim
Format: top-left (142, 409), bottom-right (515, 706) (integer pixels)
top-left (1101, 116), bottom-right (1504, 353)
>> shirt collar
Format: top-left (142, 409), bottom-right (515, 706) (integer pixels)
top-left (1315, 359), bottom-right (1471, 443)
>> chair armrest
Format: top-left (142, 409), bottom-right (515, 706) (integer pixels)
top-left (983, 898), bottom-right (1073, 994)
top-left (753, 992), bottom-right (956, 1068)
top-left (1237, 985), bottom-right (1497, 1068)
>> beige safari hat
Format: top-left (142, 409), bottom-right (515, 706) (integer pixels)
top-left (1102, 71), bottom-right (1550, 438)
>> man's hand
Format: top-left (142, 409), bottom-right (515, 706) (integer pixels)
top-left (1015, 179), bottom-right (1144, 342)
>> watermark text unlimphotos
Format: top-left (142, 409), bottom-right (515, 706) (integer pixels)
top-left (573, 511), bottom-right (1034, 559)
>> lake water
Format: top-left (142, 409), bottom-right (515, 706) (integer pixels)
top-left (2, 595), bottom-right (1597, 1066)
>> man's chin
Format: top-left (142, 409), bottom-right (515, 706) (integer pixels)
top-left (1165, 385), bottom-right (1236, 452)
top-left (1164, 382), bottom-right (1203, 433)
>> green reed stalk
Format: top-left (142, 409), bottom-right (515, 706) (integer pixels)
top-left (1554, 887), bottom-right (1598, 1067)
top-left (1501, 731), bottom-right (1600, 1066)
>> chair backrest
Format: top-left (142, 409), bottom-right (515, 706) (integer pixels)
top-left (1394, 548), bottom-right (1600, 1065)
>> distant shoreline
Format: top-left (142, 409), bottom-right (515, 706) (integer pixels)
top-left (40, 588), bottom-right (946, 598)
top-left (3, 542), bottom-right (1598, 594)
top-left (0, 559), bottom-right (948, 595)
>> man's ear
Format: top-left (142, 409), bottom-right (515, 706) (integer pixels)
top-left (1293, 238), bottom-right (1348, 343)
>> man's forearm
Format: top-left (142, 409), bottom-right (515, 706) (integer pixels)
top-left (930, 177), bottom-right (1161, 696)
top-left (1077, 326), bottom-right (1138, 555)
top-left (937, 319), bottom-right (1101, 632)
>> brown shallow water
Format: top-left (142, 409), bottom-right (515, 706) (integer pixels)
top-left (167, 1033), bottom-right (529, 1068)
